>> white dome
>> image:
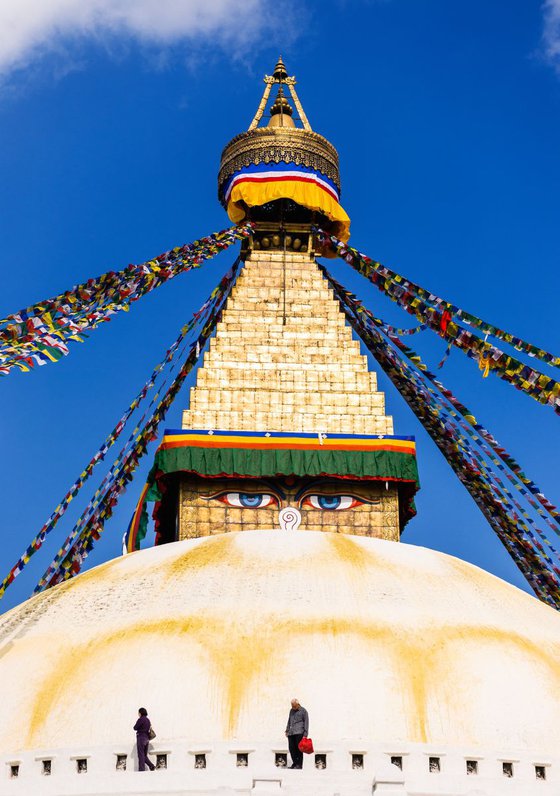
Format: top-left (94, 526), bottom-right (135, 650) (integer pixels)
top-left (1, 530), bottom-right (560, 757)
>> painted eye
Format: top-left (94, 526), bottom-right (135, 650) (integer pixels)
top-left (302, 495), bottom-right (362, 511)
top-left (217, 493), bottom-right (277, 508)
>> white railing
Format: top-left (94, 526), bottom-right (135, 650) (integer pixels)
top-left (1, 740), bottom-right (558, 795)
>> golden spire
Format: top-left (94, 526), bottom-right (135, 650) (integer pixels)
top-left (218, 57), bottom-right (347, 239)
top-left (248, 56), bottom-right (312, 132)
top-left (268, 85), bottom-right (295, 128)
top-left (273, 55), bottom-right (288, 81)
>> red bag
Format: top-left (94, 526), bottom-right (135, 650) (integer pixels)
top-left (298, 737), bottom-right (314, 754)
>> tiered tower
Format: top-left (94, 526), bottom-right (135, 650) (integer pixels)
top-left (182, 251), bottom-right (393, 438)
top-left (149, 56), bottom-right (418, 546)
top-left (177, 249), bottom-right (407, 541)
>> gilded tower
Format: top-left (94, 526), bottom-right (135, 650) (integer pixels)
top-left (151, 59), bottom-right (419, 545)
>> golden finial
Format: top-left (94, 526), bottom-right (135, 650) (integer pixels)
top-left (273, 55), bottom-right (288, 81)
top-left (218, 58), bottom-right (344, 233)
top-left (248, 57), bottom-right (311, 132)
top-left (268, 85), bottom-right (295, 127)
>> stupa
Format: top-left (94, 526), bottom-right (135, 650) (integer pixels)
top-left (1, 58), bottom-right (560, 796)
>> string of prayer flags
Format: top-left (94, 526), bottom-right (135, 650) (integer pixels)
top-left (331, 272), bottom-right (559, 533)
top-left (390, 339), bottom-right (560, 530)
top-left (0, 224), bottom-right (252, 377)
top-left (339, 281), bottom-right (560, 539)
top-left (322, 267), bottom-right (560, 609)
top-left (34, 259), bottom-right (241, 592)
top-left (36, 295), bottom-right (234, 588)
top-left (374, 321), bottom-right (428, 337)
top-left (316, 227), bottom-right (560, 368)
top-left (0, 258), bottom-right (241, 600)
top-left (316, 229), bottom-right (560, 414)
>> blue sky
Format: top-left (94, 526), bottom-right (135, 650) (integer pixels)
top-left (1, 0), bottom-right (559, 613)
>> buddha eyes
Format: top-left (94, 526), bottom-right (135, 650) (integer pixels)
top-left (302, 495), bottom-right (362, 511)
top-left (216, 493), bottom-right (278, 508)
top-left (212, 492), bottom-right (363, 511)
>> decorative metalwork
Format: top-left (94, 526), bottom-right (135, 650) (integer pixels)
top-left (218, 127), bottom-right (340, 200)
top-left (248, 56), bottom-right (312, 132)
top-left (218, 56), bottom-right (341, 202)
top-left (248, 76), bottom-right (274, 130)
top-left (286, 78), bottom-right (311, 131)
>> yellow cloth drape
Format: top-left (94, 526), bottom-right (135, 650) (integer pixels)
top-left (226, 178), bottom-right (351, 242)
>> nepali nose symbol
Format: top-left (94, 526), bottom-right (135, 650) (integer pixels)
top-left (279, 507), bottom-right (301, 532)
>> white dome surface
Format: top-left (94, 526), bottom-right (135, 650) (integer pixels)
top-left (1, 530), bottom-right (560, 757)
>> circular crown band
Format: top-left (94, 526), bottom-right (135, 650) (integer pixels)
top-left (218, 127), bottom-right (340, 203)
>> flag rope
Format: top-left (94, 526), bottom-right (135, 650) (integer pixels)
top-left (0, 257), bottom-right (242, 599)
top-left (322, 281), bottom-right (560, 533)
top-left (322, 266), bottom-right (560, 609)
top-left (316, 230), bottom-right (560, 414)
top-left (35, 258), bottom-right (242, 591)
top-left (0, 224), bottom-right (252, 376)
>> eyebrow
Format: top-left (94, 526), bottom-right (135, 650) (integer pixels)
top-left (293, 478), bottom-right (333, 501)
top-left (199, 481), bottom-right (286, 502)
top-left (294, 482), bottom-right (382, 505)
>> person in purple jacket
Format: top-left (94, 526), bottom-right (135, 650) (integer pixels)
top-left (133, 707), bottom-right (155, 771)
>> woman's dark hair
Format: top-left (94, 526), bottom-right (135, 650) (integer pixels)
top-left (138, 707), bottom-right (148, 716)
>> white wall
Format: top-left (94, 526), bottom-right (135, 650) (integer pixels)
top-left (1, 739), bottom-right (557, 796)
